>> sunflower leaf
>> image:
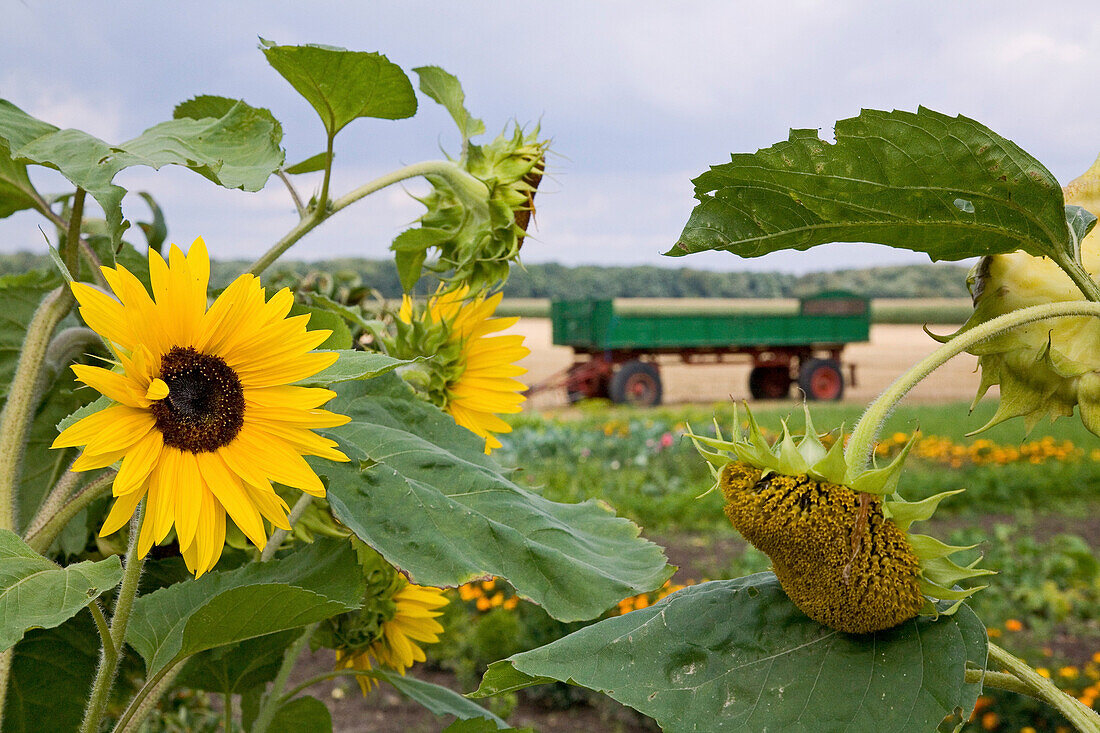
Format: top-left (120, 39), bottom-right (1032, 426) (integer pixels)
top-left (268, 696), bottom-right (332, 733)
top-left (6, 613), bottom-right (100, 733)
top-left (473, 573), bottom-right (987, 733)
top-left (125, 538), bottom-right (362, 677)
top-left (0, 97), bottom-right (283, 251)
top-left (297, 350), bottom-right (420, 386)
top-left (0, 529), bottom-right (122, 651)
top-left (671, 107), bottom-right (1071, 265)
top-left (175, 630), bottom-right (300, 695)
top-left (413, 66), bottom-right (486, 143)
top-left (317, 373), bottom-right (673, 622)
top-left (374, 670), bottom-right (510, 729)
top-left (261, 41), bottom-right (417, 137)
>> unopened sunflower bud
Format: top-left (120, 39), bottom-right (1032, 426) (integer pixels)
top-left (393, 125), bottom-right (549, 292)
top-left (947, 154), bottom-right (1100, 435)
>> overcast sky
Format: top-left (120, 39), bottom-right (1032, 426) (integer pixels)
top-left (3, 2), bottom-right (1099, 273)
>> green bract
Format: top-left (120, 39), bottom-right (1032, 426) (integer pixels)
top-left (689, 405), bottom-right (990, 632)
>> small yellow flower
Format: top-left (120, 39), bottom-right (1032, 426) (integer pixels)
top-left (52, 238), bottom-right (349, 575)
top-left (1004, 619), bottom-right (1023, 632)
top-left (1037, 668), bottom-right (1052, 679)
top-left (335, 582), bottom-right (448, 693)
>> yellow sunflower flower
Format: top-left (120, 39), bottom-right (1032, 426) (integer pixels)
top-left (334, 581), bottom-right (448, 693)
top-left (51, 237), bottom-right (350, 575)
top-left (397, 286), bottom-right (529, 452)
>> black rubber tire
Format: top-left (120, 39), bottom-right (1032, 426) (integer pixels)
top-left (799, 358), bottom-right (844, 401)
top-left (748, 366), bottom-right (792, 400)
top-left (609, 361), bottom-right (662, 406)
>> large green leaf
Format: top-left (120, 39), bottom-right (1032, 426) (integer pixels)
top-left (261, 41), bottom-right (417, 137)
top-left (269, 696), bottom-right (332, 733)
top-left (0, 139), bottom-right (37, 219)
top-left (318, 374), bottom-right (672, 622)
top-left (414, 66), bottom-right (485, 143)
top-left (125, 538), bottom-right (362, 677)
top-left (176, 630), bottom-right (299, 695)
top-left (4, 613), bottom-right (99, 733)
top-left (376, 670), bottom-right (509, 729)
top-left (289, 304), bottom-right (352, 350)
top-left (297, 350), bottom-right (418, 386)
top-left (671, 107), bottom-right (1073, 265)
top-left (0, 98), bottom-right (283, 249)
top-left (0, 530), bottom-right (122, 651)
top-left (474, 574), bottom-right (987, 732)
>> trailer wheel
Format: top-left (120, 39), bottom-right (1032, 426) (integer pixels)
top-left (748, 366), bottom-right (791, 400)
top-left (609, 361), bottom-right (662, 406)
top-left (799, 358), bottom-right (844, 401)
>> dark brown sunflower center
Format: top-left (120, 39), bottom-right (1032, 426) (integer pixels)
top-left (150, 346), bottom-right (244, 453)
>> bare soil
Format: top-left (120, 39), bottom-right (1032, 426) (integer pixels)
top-left (517, 320), bottom-right (991, 409)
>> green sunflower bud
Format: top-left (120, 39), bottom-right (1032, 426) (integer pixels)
top-left (393, 125), bottom-right (548, 293)
top-left (690, 405), bottom-right (990, 634)
top-left (945, 155), bottom-right (1100, 435)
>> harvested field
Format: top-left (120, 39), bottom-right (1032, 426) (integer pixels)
top-left (517, 320), bottom-right (989, 408)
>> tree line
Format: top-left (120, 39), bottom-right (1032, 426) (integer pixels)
top-left (0, 252), bottom-right (972, 299)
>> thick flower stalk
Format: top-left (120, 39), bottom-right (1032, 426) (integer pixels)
top-left (51, 238), bottom-right (350, 575)
top-left (944, 155), bottom-right (1100, 435)
top-left (691, 406), bottom-right (991, 634)
top-left (388, 285), bottom-right (529, 452)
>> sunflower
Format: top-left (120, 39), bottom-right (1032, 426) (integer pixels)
top-left (334, 581), bottom-right (448, 693)
top-left (51, 237), bottom-right (350, 576)
top-left (396, 286), bottom-right (529, 452)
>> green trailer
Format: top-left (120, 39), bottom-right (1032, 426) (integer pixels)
top-left (545, 291), bottom-right (871, 405)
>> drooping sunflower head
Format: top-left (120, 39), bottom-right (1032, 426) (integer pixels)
top-left (395, 124), bottom-right (548, 292)
top-left (689, 406), bottom-right (991, 634)
top-left (51, 237), bottom-right (351, 576)
top-left (387, 285), bottom-right (529, 453)
top-left (942, 153), bottom-right (1100, 436)
top-left (325, 552), bottom-right (448, 694)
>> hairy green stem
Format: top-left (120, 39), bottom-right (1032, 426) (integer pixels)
top-left (987, 642), bottom-right (1100, 732)
top-left (250, 622), bottom-right (319, 733)
top-left (25, 470), bottom-right (116, 554)
top-left (89, 602), bottom-right (114, 661)
top-left (277, 170), bottom-right (306, 218)
top-left (63, 189), bottom-right (86, 276)
top-left (81, 503), bottom-right (146, 733)
top-left (247, 159), bottom-right (484, 276)
top-left (0, 287), bottom-right (73, 531)
top-left (845, 300), bottom-right (1100, 474)
top-left (965, 668), bottom-right (1043, 700)
top-left (112, 662), bottom-right (183, 733)
top-left (223, 692), bottom-right (233, 732)
top-left (279, 668), bottom-right (372, 702)
top-left (259, 493), bottom-right (313, 562)
top-left (23, 462), bottom-right (83, 541)
top-left (29, 190), bottom-right (108, 288)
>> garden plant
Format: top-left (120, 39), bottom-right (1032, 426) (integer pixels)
top-left (0, 38), bottom-right (1097, 733)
